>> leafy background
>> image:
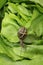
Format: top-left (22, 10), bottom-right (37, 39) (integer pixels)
top-left (0, 0), bottom-right (43, 65)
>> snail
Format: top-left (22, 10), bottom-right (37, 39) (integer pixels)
top-left (18, 27), bottom-right (27, 47)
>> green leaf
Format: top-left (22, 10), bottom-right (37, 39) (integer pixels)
top-left (17, 5), bottom-right (32, 17)
top-left (25, 8), bottom-right (40, 28)
top-left (28, 14), bottom-right (43, 36)
top-left (30, 0), bottom-right (43, 6)
top-left (8, 0), bottom-right (29, 3)
top-left (13, 45), bottom-right (43, 59)
top-left (8, 3), bottom-right (32, 16)
top-left (0, 54), bottom-right (43, 65)
top-left (8, 0), bottom-right (43, 6)
top-left (0, 1), bottom-right (43, 65)
top-left (24, 35), bottom-right (43, 44)
top-left (0, 36), bottom-right (22, 61)
top-left (36, 4), bottom-right (43, 13)
top-left (8, 3), bottom-right (32, 23)
top-left (0, 0), bottom-right (7, 9)
top-left (1, 13), bottom-right (19, 42)
top-left (15, 55), bottom-right (43, 65)
top-left (9, 13), bottom-right (26, 26)
top-left (0, 53), bottom-right (15, 65)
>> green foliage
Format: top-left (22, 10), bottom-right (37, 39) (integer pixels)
top-left (0, 0), bottom-right (43, 65)
top-left (0, 0), bottom-right (7, 9)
